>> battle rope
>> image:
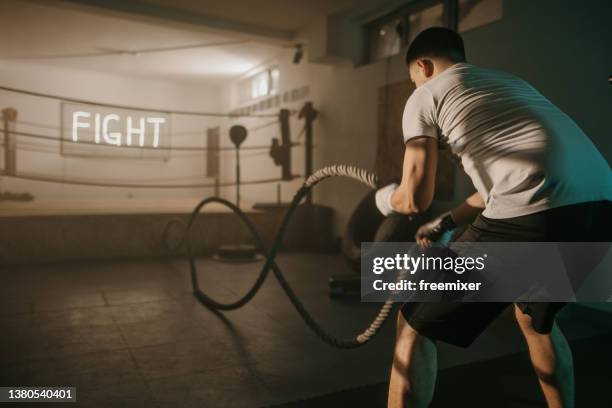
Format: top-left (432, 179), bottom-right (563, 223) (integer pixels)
top-left (184, 164), bottom-right (394, 349)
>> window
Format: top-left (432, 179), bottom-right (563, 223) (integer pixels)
top-left (270, 67), bottom-right (280, 95)
top-left (406, 3), bottom-right (445, 43)
top-left (458, 0), bottom-right (503, 33)
top-left (368, 2), bottom-right (446, 62)
top-left (252, 70), bottom-right (269, 99)
top-left (238, 66), bottom-right (280, 104)
top-left (366, 0), bottom-right (503, 63)
top-left (368, 16), bottom-right (404, 62)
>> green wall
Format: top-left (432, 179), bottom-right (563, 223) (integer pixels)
top-left (462, 0), bottom-right (612, 160)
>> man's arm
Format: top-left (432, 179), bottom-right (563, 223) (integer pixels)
top-left (415, 191), bottom-right (485, 246)
top-left (449, 191), bottom-right (485, 225)
top-left (390, 136), bottom-right (438, 214)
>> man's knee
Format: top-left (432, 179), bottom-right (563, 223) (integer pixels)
top-left (394, 311), bottom-right (437, 364)
top-left (394, 311), bottom-right (420, 359)
top-left (396, 310), bottom-right (420, 340)
top-left (514, 304), bottom-right (537, 334)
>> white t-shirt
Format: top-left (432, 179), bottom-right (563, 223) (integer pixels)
top-left (402, 63), bottom-right (612, 219)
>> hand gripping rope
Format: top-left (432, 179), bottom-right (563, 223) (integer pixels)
top-left (184, 164), bottom-right (395, 349)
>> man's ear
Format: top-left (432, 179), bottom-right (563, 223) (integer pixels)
top-left (416, 59), bottom-right (435, 78)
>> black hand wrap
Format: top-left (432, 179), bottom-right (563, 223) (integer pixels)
top-left (438, 212), bottom-right (457, 233)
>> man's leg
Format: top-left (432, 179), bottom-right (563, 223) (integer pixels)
top-left (514, 305), bottom-right (574, 408)
top-left (388, 311), bottom-right (437, 408)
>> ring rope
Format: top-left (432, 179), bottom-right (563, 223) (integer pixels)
top-left (0, 85), bottom-right (279, 118)
top-left (185, 164), bottom-right (396, 349)
top-left (8, 130), bottom-right (301, 152)
top-left (11, 172), bottom-right (301, 189)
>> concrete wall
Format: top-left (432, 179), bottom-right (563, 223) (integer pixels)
top-left (462, 0), bottom-right (612, 159)
top-left (216, 50), bottom-right (313, 207)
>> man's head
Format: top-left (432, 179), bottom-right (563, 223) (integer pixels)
top-left (405, 27), bottom-right (466, 87)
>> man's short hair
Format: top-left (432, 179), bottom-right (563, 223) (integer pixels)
top-left (405, 27), bottom-right (466, 65)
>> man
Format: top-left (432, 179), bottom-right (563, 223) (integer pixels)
top-left (375, 27), bottom-right (612, 407)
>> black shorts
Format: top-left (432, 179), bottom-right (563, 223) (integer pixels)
top-left (400, 200), bottom-right (612, 347)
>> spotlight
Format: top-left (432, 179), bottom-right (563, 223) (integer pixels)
top-left (293, 43), bottom-right (304, 64)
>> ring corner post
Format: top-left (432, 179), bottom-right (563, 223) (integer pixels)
top-left (278, 108), bottom-right (292, 184)
top-left (1, 107), bottom-right (18, 178)
top-left (298, 101), bottom-right (318, 205)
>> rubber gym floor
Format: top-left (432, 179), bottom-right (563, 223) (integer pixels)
top-left (1, 254), bottom-right (611, 407)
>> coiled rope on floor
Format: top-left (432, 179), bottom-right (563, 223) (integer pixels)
top-left (184, 164), bottom-right (394, 349)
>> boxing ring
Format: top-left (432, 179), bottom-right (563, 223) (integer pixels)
top-left (0, 85), bottom-right (304, 193)
top-left (0, 85), bottom-right (333, 257)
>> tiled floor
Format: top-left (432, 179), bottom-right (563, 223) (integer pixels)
top-left (0, 254), bottom-right (610, 407)
top-left (0, 254), bottom-right (397, 407)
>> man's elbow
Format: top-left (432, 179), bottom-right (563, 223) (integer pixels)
top-left (393, 191), bottom-right (433, 215)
